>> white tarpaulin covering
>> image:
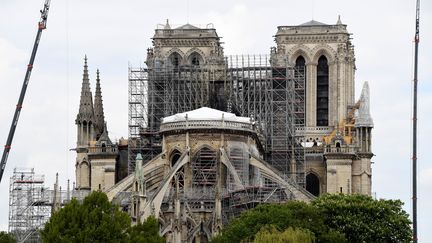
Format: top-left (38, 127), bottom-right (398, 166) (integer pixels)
top-left (162, 107), bottom-right (251, 123)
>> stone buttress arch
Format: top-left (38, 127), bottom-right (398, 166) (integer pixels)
top-left (185, 47), bottom-right (206, 64)
top-left (165, 47), bottom-right (186, 59)
top-left (311, 44), bottom-right (336, 64)
top-left (287, 44), bottom-right (313, 65)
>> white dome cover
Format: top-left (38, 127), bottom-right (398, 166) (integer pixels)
top-left (162, 107), bottom-right (251, 123)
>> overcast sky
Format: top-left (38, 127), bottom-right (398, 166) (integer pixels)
top-left (0, 0), bottom-right (431, 241)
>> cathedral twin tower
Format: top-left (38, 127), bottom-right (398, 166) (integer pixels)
top-left (75, 56), bottom-right (116, 192)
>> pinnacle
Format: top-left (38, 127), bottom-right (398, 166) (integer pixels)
top-left (337, 15), bottom-right (342, 25)
top-left (94, 69), bottom-right (105, 138)
top-left (77, 55), bottom-right (94, 123)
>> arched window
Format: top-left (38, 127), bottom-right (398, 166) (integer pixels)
top-left (168, 52), bottom-right (182, 68)
top-left (188, 52), bottom-right (203, 67)
top-left (295, 56), bottom-right (307, 125)
top-left (316, 55), bottom-right (329, 126)
top-left (170, 150), bottom-right (183, 188)
top-left (306, 173), bottom-right (320, 196)
top-left (192, 147), bottom-right (217, 188)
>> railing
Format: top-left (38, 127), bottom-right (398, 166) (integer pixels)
top-left (160, 119), bottom-right (255, 133)
top-left (277, 24), bottom-right (346, 32)
top-left (324, 146), bottom-right (355, 154)
top-left (87, 146), bottom-right (118, 154)
top-left (154, 28), bottom-right (216, 35)
top-left (296, 126), bottom-right (332, 133)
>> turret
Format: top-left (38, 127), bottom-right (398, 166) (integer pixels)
top-left (352, 81), bottom-right (373, 195)
top-left (355, 82), bottom-right (373, 153)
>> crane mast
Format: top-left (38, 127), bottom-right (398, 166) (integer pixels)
top-left (412, 0), bottom-right (420, 242)
top-left (0, 0), bottom-right (51, 182)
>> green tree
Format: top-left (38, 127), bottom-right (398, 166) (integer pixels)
top-left (40, 191), bottom-right (131, 243)
top-left (312, 193), bottom-right (412, 243)
top-left (253, 226), bottom-right (315, 243)
top-left (127, 216), bottom-right (164, 243)
top-left (211, 201), bottom-right (345, 243)
top-left (0, 231), bottom-right (16, 243)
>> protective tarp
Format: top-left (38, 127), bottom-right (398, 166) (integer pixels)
top-left (162, 107), bottom-right (251, 124)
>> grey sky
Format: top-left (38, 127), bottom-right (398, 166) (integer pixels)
top-left (0, 0), bottom-right (431, 241)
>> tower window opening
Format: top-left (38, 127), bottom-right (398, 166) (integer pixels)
top-left (168, 52), bottom-right (182, 69)
top-left (316, 55), bottom-right (329, 126)
top-left (192, 57), bottom-right (200, 66)
top-left (295, 56), bottom-right (306, 125)
top-left (188, 52), bottom-right (203, 67)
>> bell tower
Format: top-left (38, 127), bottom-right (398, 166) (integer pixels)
top-left (75, 55), bottom-right (95, 190)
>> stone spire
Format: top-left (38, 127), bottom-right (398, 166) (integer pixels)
top-left (164, 19), bottom-right (171, 29)
top-left (93, 69), bottom-right (105, 139)
top-left (76, 55), bottom-right (94, 123)
top-left (355, 82), bottom-right (374, 127)
top-left (336, 15), bottom-right (342, 25)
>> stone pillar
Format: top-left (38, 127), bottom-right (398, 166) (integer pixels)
top-left (89, 123), bottom-right (96, 141)
top-left (328, 61), bottom-right (338, 127)
top-left (85, 124), bottom-right (89, 146)
top-left (77, 125), bottom-right (80, 146)
top-left (80, 125), bottom-right (83, 146)
top-left (340, 61), bottom-right (347, 121)
top-left (306, 62), bottom-right (317, 127)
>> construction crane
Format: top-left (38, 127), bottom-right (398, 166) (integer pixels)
top-left (412, 0), bottom-right (420, 242)
top-left (0, 0), bottom-right (51, 183)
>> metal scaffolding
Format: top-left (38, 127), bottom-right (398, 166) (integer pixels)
top-left (128, 54), bottom-right (305, 185)
top-left (8, 168), bottom-right (88, 242)
top-left (8, 168), bottom-right (51, 242)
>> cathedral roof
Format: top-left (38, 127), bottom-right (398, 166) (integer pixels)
top-left (162, 107), bottom-right (251, 123)
top-left (299, 20), bottom-right (328, 26)
top-left (175, 23), bottom-right (200, 30)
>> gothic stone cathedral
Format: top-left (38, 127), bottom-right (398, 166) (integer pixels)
top-left (74, 18), bottom-right (374, 242)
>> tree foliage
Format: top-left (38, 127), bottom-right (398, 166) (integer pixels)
top-left (0, 231), bottom-right (16, 243)
top-left (312, 193), bottom-right (412, 243)
top-left (212, 194), bottom-right (412, 243)
top-left (128, 216), bottom-right (164, 243)
top-left (40, 191), bottom-right (131, 243)
top-left (252, 226), bottom-right (315, 243)
top-left (211, 201), bottom-right (346, 243)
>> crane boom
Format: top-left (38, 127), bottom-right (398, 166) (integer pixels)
top-left (0, 0), bottom-right (51, 183)
top-left (412, 0), bottom-right (420, 242)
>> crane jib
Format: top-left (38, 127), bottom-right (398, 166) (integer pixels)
top-left (0, 0), bottom-right (51, 183)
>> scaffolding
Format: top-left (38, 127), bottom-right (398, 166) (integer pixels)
top-left (128, 54), bottom-right (305, 185)
top-left (8, 168), bottom-right (51, 242)
top-left (8, 168), bottom-right (88, 242)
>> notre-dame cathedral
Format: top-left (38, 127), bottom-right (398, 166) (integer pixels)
top-left (74, 17), bottom-right (374, 242)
